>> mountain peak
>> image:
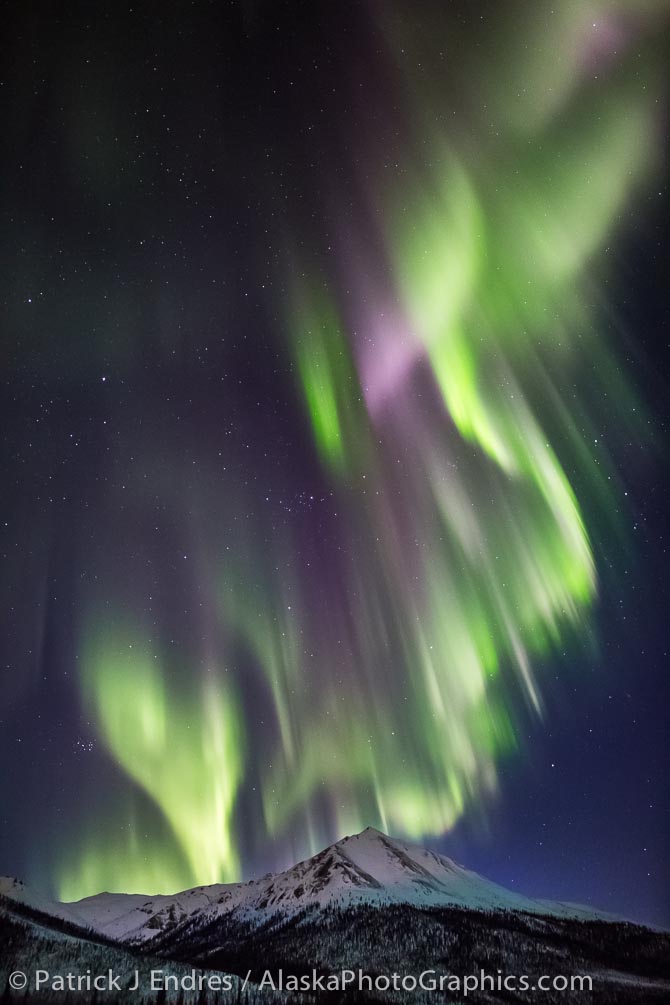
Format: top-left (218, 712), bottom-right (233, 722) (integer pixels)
top-left (338, 826), bottom-right (387, 844)
top-left (1, 830), bottom-right (612, 947)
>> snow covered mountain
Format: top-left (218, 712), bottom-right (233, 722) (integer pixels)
top-left (2, 831), bottom-right (669, 1004)
top-left (0, 827), bottom-right (610, 946)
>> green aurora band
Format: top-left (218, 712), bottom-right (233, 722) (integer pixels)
top-left (59, 626), bottom-right (243, 899)
top-left (57, 0), bottom-right (666, 898)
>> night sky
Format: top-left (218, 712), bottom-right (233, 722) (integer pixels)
top-left (1, 1), bottom-right (668, 927)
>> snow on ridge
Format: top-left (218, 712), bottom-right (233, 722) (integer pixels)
top-left (1, 828), bottom-right (610, 945)
top-left (0, 875), bottom-right (90, 929)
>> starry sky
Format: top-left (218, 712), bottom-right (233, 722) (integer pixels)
top-left (0, 0), bottom-right (668, 927)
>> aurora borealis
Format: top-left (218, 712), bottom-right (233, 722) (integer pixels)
top-left (1, 0), bottom-right (668, 925)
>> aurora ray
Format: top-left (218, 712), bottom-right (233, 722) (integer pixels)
top-left (62, 0), bottom-right (661, 896)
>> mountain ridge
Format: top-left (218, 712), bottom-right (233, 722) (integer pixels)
top-left (2, 829), bottom-right (669, 1004)
top-left (1, 826), bottom-right (623, 946)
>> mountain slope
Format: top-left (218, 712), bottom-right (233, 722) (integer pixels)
top-left (2, 830), bottom-right (669, 1005)
top-left (6, 827), bottom-right (612, 946)
top-left (0, 888), bottom-right (260, 1004)
top-left (245, 826), bottom-right (600, 915)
